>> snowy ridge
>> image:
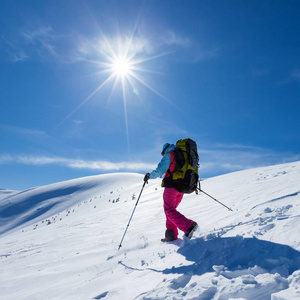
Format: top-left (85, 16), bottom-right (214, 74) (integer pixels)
top-left (1, 162), bottom-right (300, 299)
top-left (0, 173), bottom-right (142, 236)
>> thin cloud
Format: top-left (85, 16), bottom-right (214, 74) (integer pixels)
top-left (22, 26), bottom-right (53, 43)
top-left (8, 25), bottom-right (218, 65)
top-left (159, 29), bottom-right (219, 63)
top-left (74, 29), bottom-right (216, 65)
top-left (11, 50), bottom-right (28, 62)
top-left (1, 146), bottom-right (298, 179)
top-left (1, 26), bottom-right (60, 62)
top-left (0, 154), bottom-right (156, 172)
top-left (74, 33), bottom-right (155, 64)
top-left (13, 26), bottom-right (79, 63)
top-left (162, 30), bottom-right (192, 48)
top-left (198, 143), bottom-right (300, 177)
top-left (1, 39), bottom-right (28, 62)
top-left (21, 26), bottom-right (57, 58)
top-left (0, 124), bottom-right (46, 137)
top-left (0, 155), bottom-right (14, 164)
top-left (68, 159), bottom-right (156, 171)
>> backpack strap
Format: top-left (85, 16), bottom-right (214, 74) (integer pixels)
top-left (161, 151), bottom-right (177, 188)
top-left (166, 151), bottom-right (176, 178)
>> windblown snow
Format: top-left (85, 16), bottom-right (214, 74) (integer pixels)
top-left (1, 162), bottom-right (300, 300)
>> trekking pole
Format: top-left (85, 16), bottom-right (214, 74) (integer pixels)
top-left (200, 189), bottom-right (233, 211)
top-left (118, 180), bottom-right (147, 250)
top-left (197, 182), bottom-right (233, 212)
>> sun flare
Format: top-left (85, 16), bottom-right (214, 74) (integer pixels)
top-left (112, 57), bottom-right (132, 77)
top-left (56, 31), bottom-right (171, 156)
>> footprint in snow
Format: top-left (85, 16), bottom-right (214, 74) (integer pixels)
top-left (169, 273), bottom-right (192, 289)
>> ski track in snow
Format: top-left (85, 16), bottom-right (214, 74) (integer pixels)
top-left (0, 163), bottom-right (300, 299)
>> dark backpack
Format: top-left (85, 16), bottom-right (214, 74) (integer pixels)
top-left (162, 138), bottom-right (199, 194)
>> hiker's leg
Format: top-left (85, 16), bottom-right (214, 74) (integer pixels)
top-left (163, 187), bottom-right (194, 234)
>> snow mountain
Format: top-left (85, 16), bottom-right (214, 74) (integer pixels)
top-left (1, 162), bottom-right (300, 299)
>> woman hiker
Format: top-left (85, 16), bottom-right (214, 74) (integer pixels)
top-left (144, 142), bottom-right (198, 242)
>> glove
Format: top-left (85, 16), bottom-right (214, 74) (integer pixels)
top-left (144, 173), bottom-right (150, 182)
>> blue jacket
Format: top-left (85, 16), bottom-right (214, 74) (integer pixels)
top-left (149, 144), bottom-right (175, 179)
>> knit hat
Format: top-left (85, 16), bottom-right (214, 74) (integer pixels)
top-left (161, 143), bottom-right (170, 155)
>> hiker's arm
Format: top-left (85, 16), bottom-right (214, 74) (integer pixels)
top-left (149, 153), bottom-right (171, 179)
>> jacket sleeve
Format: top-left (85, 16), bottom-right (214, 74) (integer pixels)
top-left (149, 153), bottom-right (171, 179)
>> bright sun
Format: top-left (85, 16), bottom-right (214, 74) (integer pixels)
top-left (57, 32), bottom-right (171, 154)
top-left (112, 57), bottom-right (132, 77)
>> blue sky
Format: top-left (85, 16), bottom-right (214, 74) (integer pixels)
top-left (1, 0), bottom-right (300, 190)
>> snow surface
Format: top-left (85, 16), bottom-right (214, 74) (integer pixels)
top-left (0, 162), bottom-right (300, 300)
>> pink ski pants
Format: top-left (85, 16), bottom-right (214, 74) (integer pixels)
top-left (163, 187), bottom-right (194, 239)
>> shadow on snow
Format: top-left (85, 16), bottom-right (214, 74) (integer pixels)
top-left (0, 186), bottom-right (84, 235)
top-left (163, 236), bottom-right (300, 278)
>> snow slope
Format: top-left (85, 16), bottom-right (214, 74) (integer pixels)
top-left (0, 162), bottom-right (300, 300)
